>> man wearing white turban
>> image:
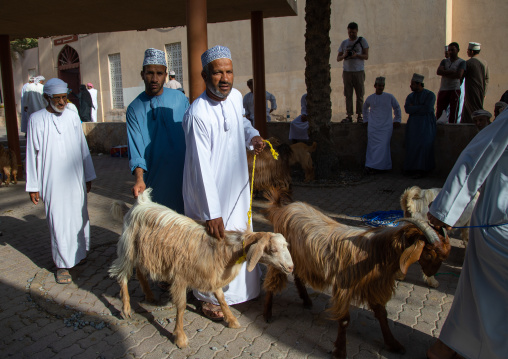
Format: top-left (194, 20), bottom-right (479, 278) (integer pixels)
top-left (25, 78), bottom-right (96, 284)
top-left (182, 45), bottom-right (265, 321)
top-left (21, 75), bottom-right (47, 134)
top-left (462, 42), bottom-right (489, 124)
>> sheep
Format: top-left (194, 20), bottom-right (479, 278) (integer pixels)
top-left (262, 188), bottom-right (450, 359)
top-left (289, 142), bottom-right (316, 182)
top-left (108, 188), bottom-right (294, 349)
top-left (247, 137), bottom-right (293, 195)
top-left (399, 185), bottom-right (478, 287)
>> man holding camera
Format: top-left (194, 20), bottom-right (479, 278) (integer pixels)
top-left (337, 22), bottom-right (369, 123)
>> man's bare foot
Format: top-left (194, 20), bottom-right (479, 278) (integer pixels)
top-left (427, 339), bottom-right (461, 359)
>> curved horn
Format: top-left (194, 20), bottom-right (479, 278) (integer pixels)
top-left (395, 218), bottom-right (441, 244)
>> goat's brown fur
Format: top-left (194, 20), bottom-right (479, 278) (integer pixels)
top-left (109, 189), bottom-right (293, 349)
top-left (0, 145), bottom-right (18, 186)
top-left (247, 137), bottom-right (292, 195)
top-left (289, 142), bottom-right (316, 182)
top-left (263, 188), bottom-right (450, 359)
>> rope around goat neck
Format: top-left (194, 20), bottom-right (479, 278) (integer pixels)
top-left (236, 139), bottom-right (279, 265)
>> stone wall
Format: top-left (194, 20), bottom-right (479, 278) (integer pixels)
top-left (267, 122), bottom-right (477, 177)
top-left (81, 122), bottom-right (128, 154)
top-left (83, 121), bottom-right (478, 178)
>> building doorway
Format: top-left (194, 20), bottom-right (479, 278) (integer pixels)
top-left (58, 45), bottom-right (81, 106)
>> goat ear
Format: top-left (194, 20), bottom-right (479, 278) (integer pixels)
top-left (245, 233), bottom-right (269, 272)
top-left (399, 240), bottom-right (425, 275)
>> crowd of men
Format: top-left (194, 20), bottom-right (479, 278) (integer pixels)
top-left (21, 25), bottom-right (507, 359)
top-left (331, 22), bottom-right (503, 180)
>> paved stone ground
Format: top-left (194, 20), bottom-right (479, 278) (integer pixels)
top-left (0, 155), bottom-right (465, 359)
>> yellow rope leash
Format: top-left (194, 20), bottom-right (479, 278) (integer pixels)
top-left (236, 139), bottom-right (279, 265)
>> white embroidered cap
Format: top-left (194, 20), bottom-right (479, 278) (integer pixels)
top-left (201, 45), bottom-right (232, 68)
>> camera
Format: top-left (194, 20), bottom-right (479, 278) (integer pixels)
top-left (344, 50), bottom-right (354, 59)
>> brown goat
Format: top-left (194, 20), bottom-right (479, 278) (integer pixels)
top-left (289, 142), bottom-right (316, 182)
top-left (109, 189), bottom-right (294, 349)
top-left (262, 188), bottom-right (450, 359)
top-left (0, 145), bottom-right (18, 186)
top-left (247, 137), bottom-right (292, 195)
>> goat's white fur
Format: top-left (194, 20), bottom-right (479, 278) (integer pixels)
top-left (400, 185), bottom-right (478, 287)
top-left (109, 189), bottom-right (293, 349)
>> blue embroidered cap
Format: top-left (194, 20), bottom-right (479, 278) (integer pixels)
top-left (143, 48), bottom-right (167, 68)
top-left (201, 45), bottom-right (232, 68)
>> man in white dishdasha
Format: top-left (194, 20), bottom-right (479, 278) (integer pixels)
top-left (362, 77), bottom-right (401, 174)
top-left (182, 45), bottom-right (265, 321)
top-left (25, 78), bottom-right (96, 285)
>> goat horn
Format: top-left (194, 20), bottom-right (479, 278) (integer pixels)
top-left (395, 218), bottom-right (441, 244)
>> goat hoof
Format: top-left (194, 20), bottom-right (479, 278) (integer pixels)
top-left (263, 312), bottom-right (273, 323)
top-left (175, 336), bottom-right (189, 349)
top-left (426, 277), bottom-right (439, 288)
top-left (331, 347), bottom-right (346, 359)
top-left (120, 310), bottom-right (132, 320)
top-left (227, 319), bottom-right (241, 329)
top-left (144, 295), bottom-right (155, 303)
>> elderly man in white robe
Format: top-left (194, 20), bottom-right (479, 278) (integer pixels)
top-left (362, 77), bottom-right (401, 174)
top-left (182, 45), bottom-right (265, 321)
top-left (26, 78), bottom-right (96, 285)
top-left (426, 109), bottom-right (508, 359)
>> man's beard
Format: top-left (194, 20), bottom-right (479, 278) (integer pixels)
top-left (50, 101), bottom-right (65, 113)
top-left (208, 82), bottom-right (232, 99)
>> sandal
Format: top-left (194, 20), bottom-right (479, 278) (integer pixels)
top-left (201, 301), bottom-right (224, 321)
top-left (56, 269), bottom-right (72, 284)
top-left (341, 117), bottom-right (353, 123)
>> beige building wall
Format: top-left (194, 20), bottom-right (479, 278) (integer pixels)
top-left (0, 47), bottom-right (39, 117)
top-left (452, 0), bottom-right (508, 114)
top-left (23, 0), bottom-right (505, 123)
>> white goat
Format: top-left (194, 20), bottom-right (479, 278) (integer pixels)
top-left (109, 189), bottom-right (293, 349)
top-left (400, 185), bottom-right (478, 287)
top-left (263, 188), bottom-right (450, 359)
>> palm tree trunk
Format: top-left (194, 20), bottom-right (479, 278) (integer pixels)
top-left (304, 0), bottom-right (338, 179)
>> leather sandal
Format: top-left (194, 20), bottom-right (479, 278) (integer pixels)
top-left (56, 269), bottom-right (72, 284)
top-left (201, 302), bottom-right (224, 321)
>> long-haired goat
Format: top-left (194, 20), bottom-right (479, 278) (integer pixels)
top-left (262, 188), bottom-right (450, 359)
top-left (247, 137), bottom-right (293, 195)
top-left (400, 185), bottom-right (478, 287)
top-left (109, 189), bottom-right (293, 349)
top-left (289, 142), bottom-right (316, 182)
